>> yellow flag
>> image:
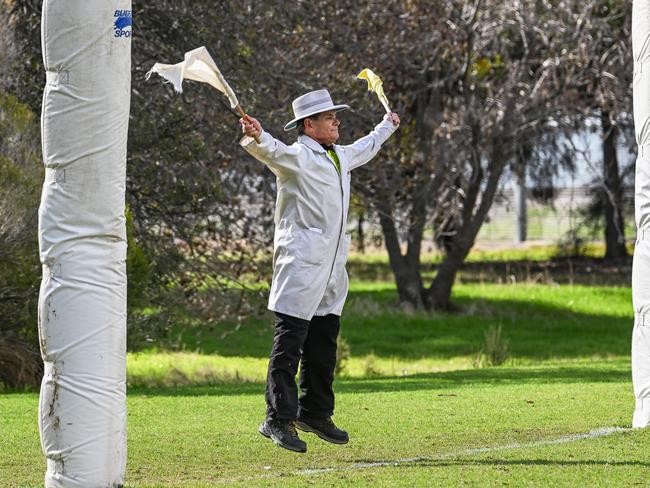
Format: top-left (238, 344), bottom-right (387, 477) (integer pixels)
top-left (357, 68), bottom-right (391, 113)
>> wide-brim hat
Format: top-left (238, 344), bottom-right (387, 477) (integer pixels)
top-left (284, 89), bottom-right (350, 131)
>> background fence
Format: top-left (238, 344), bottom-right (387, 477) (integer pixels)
top-left (477, 186), bottom-right (635, 245)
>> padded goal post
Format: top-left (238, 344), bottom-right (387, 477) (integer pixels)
top-left (38, 1), bottom-right (131, 485)
top-left (632, 0), bottom-right (650, 429)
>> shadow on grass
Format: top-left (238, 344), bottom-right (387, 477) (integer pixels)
top-left (337, 286), bottom-right (632, 362)
top-left (178, 286), bottom-right (633, 364)
top-left (124, 362), bottom-right (630, 398)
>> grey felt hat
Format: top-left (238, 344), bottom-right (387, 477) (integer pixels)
top-left (284, 89), bottom-right (350, 131)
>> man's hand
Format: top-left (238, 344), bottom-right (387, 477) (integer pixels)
top-left (385, 112), bottom-right (400, 127)
top-left (241, 115), bottom-right (262, 139)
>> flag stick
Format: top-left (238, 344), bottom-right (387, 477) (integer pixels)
top-left (234, 104), bottom-right (261, 144)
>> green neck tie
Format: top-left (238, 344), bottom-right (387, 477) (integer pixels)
top-left (326, 149), bottom-right (341, 175)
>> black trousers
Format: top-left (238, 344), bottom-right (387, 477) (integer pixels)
top-left (265, 311), bottom-right (340, 421)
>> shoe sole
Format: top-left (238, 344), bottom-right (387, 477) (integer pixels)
top-left (259, 425), bottom-right (307, 453)
top-left (295, 421), bottom-right (349, 445)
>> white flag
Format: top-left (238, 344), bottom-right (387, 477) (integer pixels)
top-left (147, 46), bottom-right (239, 109)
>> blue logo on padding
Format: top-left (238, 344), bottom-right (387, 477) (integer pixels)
top-left (114, 10), bottom-right (132, 38)
top-left (115, 16), bottom-right (132, 30)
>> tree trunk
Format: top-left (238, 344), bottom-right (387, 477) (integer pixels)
top-left (429, 244), bottom-right (469, 310)
top-left (428, 144), bottom-right (506, 309)
top-left (374, 82), bottom-right (438, 311)
top-left (356, 209), bottom-right (365, 254)
top-left (514, 159), bottom-right (527, 244)
top-left (377, 206), bottom-right (427, 309)
top-left (601, 111), bottom-right (628, 259)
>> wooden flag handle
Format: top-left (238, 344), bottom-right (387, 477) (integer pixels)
top-left (236, 104), bottom-right (261, 144)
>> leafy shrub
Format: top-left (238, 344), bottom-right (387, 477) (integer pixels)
top-left (0, 93), bottom-right (43, 389)
top-left (0, 337), bottom-right (42, 390)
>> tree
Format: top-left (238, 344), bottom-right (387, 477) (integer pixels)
top-left (0, 0), bottom-right (291, 367)
top-left (280, 0), bottom-right (586, 309)
top-left (2, 0), bottom-right (633, 372)
top-left (572, 0), bottom-right (632, 259)
top-left (0, 0), bottom-right (44, 387)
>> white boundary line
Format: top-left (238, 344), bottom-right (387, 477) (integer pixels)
top-left (297, 426), bottom-right (630, 476)
top-left (213, 426), bottom-right (630, 484)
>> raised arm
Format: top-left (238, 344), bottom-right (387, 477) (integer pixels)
top-left (240, 115), bottom-right (302, 177)
top-left (342, 113), bottom-right (400, 171)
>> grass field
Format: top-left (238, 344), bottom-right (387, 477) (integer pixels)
top-left (2, 277), bottom-right (646, 487)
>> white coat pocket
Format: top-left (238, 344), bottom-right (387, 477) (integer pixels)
top-left (296, 228), bottom-right (330, 265)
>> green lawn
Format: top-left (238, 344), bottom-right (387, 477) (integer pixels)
top-left (128, 282), bottom-right (633, 386)
top-left (2, 281), bottom-right (645, 487)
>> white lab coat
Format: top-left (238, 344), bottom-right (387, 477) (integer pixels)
top-left (241, 117), bottom-right (397, 320)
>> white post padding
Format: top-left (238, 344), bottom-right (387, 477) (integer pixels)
top-left (632, 0), bottom-right (650, 429)
top-left (38, 1), bottom-right (131, 485)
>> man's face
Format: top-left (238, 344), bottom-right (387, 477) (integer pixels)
top-left (305, 111), bottom-right (340, 145)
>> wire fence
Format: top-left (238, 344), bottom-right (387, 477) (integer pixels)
top-left (477, 186), bottom-right (635, 245)
top-left (348, 185), bottom-right (635, 254)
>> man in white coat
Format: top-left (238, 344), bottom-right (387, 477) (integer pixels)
top-left (240, 89), bottom-right (399, 453)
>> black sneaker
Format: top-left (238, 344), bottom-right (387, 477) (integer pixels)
top-left (296, 416), bottom-right (349, 445)
top-left (259, 418), bottom-right (307, 453)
